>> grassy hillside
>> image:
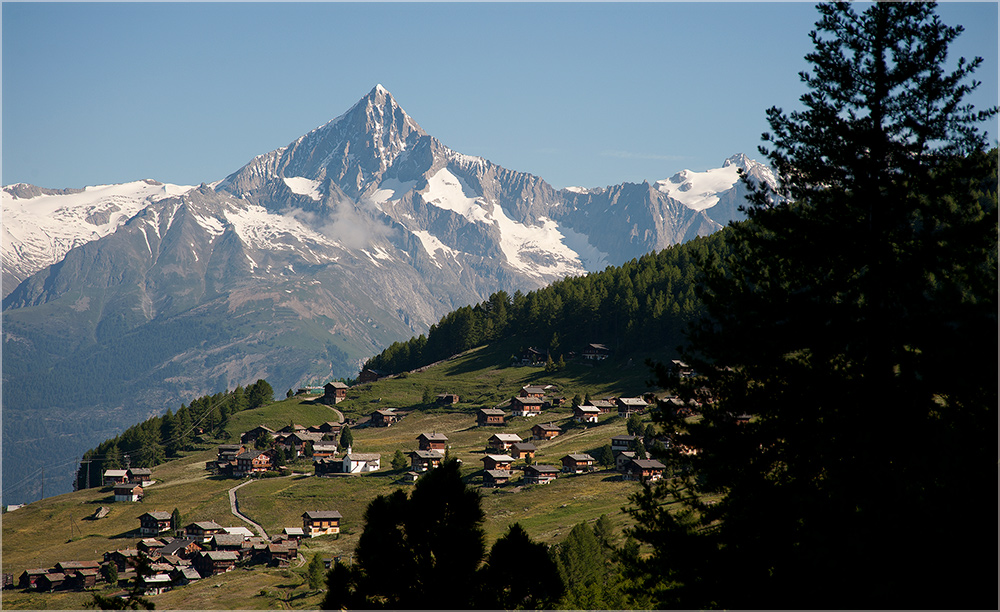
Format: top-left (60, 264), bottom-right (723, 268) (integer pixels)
top-left (2, 340), bottom-right (670, 609)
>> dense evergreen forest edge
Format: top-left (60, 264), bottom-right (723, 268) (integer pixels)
top-left (365, 230), bottom-right (729, 375)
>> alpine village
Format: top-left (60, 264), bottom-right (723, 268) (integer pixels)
top-left (2, 3), bottom-right (996, 611)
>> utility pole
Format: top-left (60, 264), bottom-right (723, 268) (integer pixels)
top-left (81, 459), bottom-right (92, 490)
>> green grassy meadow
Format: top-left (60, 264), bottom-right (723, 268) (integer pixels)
top-left (2, 342), bottom-right (668, 609)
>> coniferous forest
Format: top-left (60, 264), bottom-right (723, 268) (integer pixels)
top-left (365, 230), bottom-right (726, 375)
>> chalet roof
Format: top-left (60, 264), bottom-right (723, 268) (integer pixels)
top-left (513, 397), bottom-right (545, 405)
top-left (410, 450), bottom-right (445, 459)
top-left (373, 409), bottom-right (398, 417)
top-left (489, 433), bottom-right (522, 442)
top-left (417, 433), bottom-right (448, 441)
top-left (224, 526), bottom-right (254, 537)
top-left (177, 567), bottom-right (201, 580)
top-left (140, 538), bottom-right (166, 548)
top-left (588, 399), bottom-right (616, 408)
top-left (211, 534), bottom-right (245, 548)
top-left (585, 343), bottom-right (610, 351)
top-left (158, 539), bottom-right (199, 556)
top-left (479, 408), bottom-right (506, 416)
top-left (512, 442), bottom-right (538, 451)
top-left (201, 551), bottom-right (238, 561)
top-left (521, 385), bottom-right (546, 394)
top-left (127, 468), bottom-right (152, 476)
top-left (187, 521), bottom-right (224, 531)
top-left (525, 464), bottom-right (560, 474)
top-left (575, 405), bottom-right (601, 413)
top-left (141, 511), bottom-right (172, 521)
top-left (283, 527), bottom-right (305, 536)
top-left (313, 442), bottom-right (338, 451)
top-left (345, 453), bottom-right (381, 462)
top-left (618, 397), bottom-right (648, 406)
top-left (246, 425), bottom-right (275, 433)
top-left (237, 450), bottom-right (269, 460)
top-left (56, 560), bottom-right (100, 571)
top-left (302, 511), bottom-right (343, 520)
top-left (217, 444), bottom-right (243, 451)
top-left (148, 563), bottom-right (174, 573)
top-left (103, 469), bottom-right (128, 478)
top-left (562, 453), bottom-right (596, 462)
top-left (612, 435), bottom-right (640, 442)
top-left (533, 423), bottom-right (562, 432)
top-left (326, 381), bottom-right (349, 389)
top-left (482, 454), bottom-right (515, 463)
top-left (114, 484), bottom-right (143, 492)
top-left (631, 459), bottom-right (666, 470)
top-left (484, 470), bottom-right (513, 478)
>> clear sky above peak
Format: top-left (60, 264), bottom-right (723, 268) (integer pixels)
top-left (3, 2), bottom-right (996, 191)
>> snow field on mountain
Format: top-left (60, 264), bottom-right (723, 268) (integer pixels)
top-left (2, 181), bottom-right (193, 284)
top-left (221, 203), bottom-right (342, 262)
top-left (282, 177), bottom-right (323, 201)
top-left (654, 163), bottom-right (742, 211)
top-left (411, 229), bottom-right (461, 269)
top-left (423, 167), bottom-right (587, 279)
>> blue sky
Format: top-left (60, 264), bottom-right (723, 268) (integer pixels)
top-left (3, 2), bottom-right (997, 190)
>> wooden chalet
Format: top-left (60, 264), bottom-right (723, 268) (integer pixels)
top-left (18, 568), bottom-right (48, 590)
top-left (211, 534), bottom-right (247, 556)
top-left (510, 396), bottom-right (545, 417)
top-left (113, 483), bottom-right (143, 502)
top-left (417, 432), bottom-right (448, 451)
top-left (240, 425), bottom-right (275, 445)
top-left (588, 399), bottom-right (616, 413)
top-left (314, 457), bottom-right (342, 476)
top-left (322, 381), bottom-right (349, 404)
top-left (138, 573), bottom-right (171, 596)
top-left (185, 521), bottom-right (225, 542)
top-left (36, 572), bottom-right (66, 592)
top-left (617, 397), bottom-right (649, 416)
top-left (409, 450), bottom-right (444, 472)
top-left (358, 367), bottom-right (387, 383)
top-left (436, 393), bottom-right (460, 405)
top-left (104, 549), bottom-right (141, 572)
top-left (573, 405), bottom-right (600, 423)
top-left (626, 459), bottom-right (667, 482)
top-left (510, 442), bottom-right (537, 459)
top-left (616, 451), bottom-right (638, 472)
top-left (235, 449), bottom-right (274, 476)
top-left (126, 468), bottom-right (153, 486)
top-left (519, 347), bottom-right (548, 365)
top-left (102, 469), bottom-right (128, 487)
top-left (611, 435), bottom-right (640, 453)
top-left (216, 444), bottom-right (246, 463)
top-left (157, 538), bottom-right (202, 559)
top-left (531, 422), bottom-right (562, 441)
top-left (302, 511), bottom-right (342, 537)
top-left (138, 538), bottom-right (166, 554)
top-left (138, 511), bottom-right (172, 536)
top-left (561, 453), bottom-right (596, 474)
top-left (267, 543), bottom-right (297, 567)
top-left (487, 433), bottom-right (522, 452)
top-left (312, 442), bottom-right (339, 459)
top-left (67, 568), bottom-right (99, 590)
top-left (482, 470), bottom-right (513, 488)
top-left (582, 343), bottom-right (611, 361)
top-left (194, 550), bottom-right (238, 577)
top-left (370, 409), bottom-right (401, 427)
top-left (477, 408), bottom-right (506, 427)
top-left (523, 464), bottom-right (560, 485)
top-left (481, 454), bottom-right (515, 471)
top-left (171, 566), bottom-right (202, 586)
top-left (520, 385), bottom-right (546, 398)
top-left (283, 527), bottom-right (306, 541)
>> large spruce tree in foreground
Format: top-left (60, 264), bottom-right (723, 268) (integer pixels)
top-left (627, 3), bottom-right (997, 609)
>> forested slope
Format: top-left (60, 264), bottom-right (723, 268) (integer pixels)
top-left (366, 230), bottom-right (728, 374)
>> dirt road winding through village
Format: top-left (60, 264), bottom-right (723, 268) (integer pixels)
top-left (228, 480), bottom-right (268, 539)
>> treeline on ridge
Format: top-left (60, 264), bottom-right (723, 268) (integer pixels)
top-left (74, 379), bottom-right (274, 491)
top-left (366, 231), bottom-right (729, 375)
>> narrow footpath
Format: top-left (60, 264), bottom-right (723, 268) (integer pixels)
top-left (228, 480), bottom-right (268, 539)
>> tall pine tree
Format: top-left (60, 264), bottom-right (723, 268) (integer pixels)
top-left (628, 3), bottom-right (997, 609)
